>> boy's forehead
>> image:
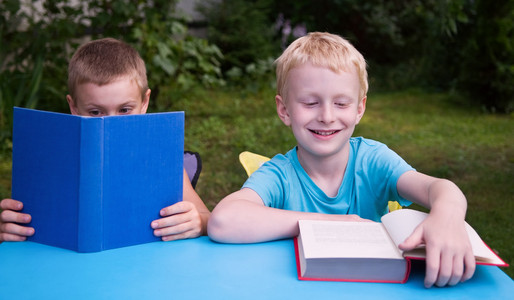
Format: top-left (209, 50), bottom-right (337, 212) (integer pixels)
top-left (284, 63), bottom-right (361, 98)
top-left (78, 76), bottom-right (136, 88)
top-left (75, 79), bottom-right (143, 101)
top-left (291, 60), bottom-right (356, 75)
top-left (284, 62), bottom-right (362, 95)
top-left (287, 62), bottom-right (359, 85)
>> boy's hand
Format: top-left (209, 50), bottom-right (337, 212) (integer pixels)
top-left (398, 214), bottom-right (476, 288)
top-left (151, 201), bottom-right (202, 241)
top-left (0, 199), bottom-right (35, 242)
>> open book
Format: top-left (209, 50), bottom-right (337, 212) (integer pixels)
top-left (295, 209), bottom-right (508, 283)
top-left (12, 107), bottom-right (184, 252)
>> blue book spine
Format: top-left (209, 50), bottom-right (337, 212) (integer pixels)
top-left (77, 117), bottom-right (104, 252)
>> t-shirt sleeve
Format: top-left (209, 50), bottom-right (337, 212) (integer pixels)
top-left (358, 141), bottom-right (415, 207)
top-left (242, 158), bottom-right (289, 209)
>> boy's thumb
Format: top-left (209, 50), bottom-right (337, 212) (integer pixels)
top-left (398, 226), bottom-right (424, 251)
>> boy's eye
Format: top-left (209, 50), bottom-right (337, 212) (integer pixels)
top-left (119, 107), bottom-right (132, 114)
top-left (334, 97), bottom-right (352, 107)
top-left (303, 101), bottom-right (318, 107)
top-left (89, 110), bottom-right (102, 116)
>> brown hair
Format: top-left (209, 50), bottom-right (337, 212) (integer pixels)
top-left (67, 38), bottom-right (148, 101)
top-left (275, 32), bottom-right (368, 101)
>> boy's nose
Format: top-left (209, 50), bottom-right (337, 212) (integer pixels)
top-left (319, 105), bottom-right (335, 123)
top-left (105, 111), bottom-right (118, 116)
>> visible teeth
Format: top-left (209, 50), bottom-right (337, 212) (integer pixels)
top-left (313, 130), bottom-right (336, 136)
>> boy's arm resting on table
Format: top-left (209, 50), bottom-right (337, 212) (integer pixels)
top-left (208, 188), bottom-right (367, 244)
top-left (0, 199), bottom-right (35, 242)
top-left (151, 169), bottom-right (210, 241)
top-left (396, 170), bottom-right (476, 288)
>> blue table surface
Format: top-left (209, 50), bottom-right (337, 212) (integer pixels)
top-left (0, 237), bottom-right (512, 300)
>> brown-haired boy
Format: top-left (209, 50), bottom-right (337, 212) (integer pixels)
top-left (1, 38), bottom-right (210, 242)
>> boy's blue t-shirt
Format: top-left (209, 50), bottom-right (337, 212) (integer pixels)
top-left (242, 137), bottom-right (415, 221)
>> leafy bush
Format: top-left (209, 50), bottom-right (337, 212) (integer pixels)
top-left (0, 0), bottom-right (224, 148)
top-left (453, 0), bottom-right (514, 113)
top-left (266, 0), bottom-right (514, 113)
top-left (197, 0), bottom-right (279, 88)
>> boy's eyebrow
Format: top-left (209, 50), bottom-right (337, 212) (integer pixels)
top-left (83, 99), bottom-right (140, 107)
top-left (334, 94), bottom-right (354, 101)
top-left (117, 100), bottom-right (139, 106)
top-left (298, 91), bottom-right (355, 101)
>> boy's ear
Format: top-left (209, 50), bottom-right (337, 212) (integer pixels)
top-left (276, 95), bottom-right (291, 126)
top-left (141, 89), bottom-right (151, 114)
top-left (355, 96), bottom-right (367, 125)
top-left (66, 95), bottom-right (79, 115)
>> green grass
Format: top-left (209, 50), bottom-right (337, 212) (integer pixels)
top-left (1, 87), bottom-right (512, 278)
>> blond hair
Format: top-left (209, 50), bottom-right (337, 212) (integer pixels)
top-left (275, 32), bottom-right (368, 100)
top-left (67, 38), bottom-right (148, 101)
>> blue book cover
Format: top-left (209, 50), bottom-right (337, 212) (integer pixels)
top-left (11, 107), bottom-right (184, 252)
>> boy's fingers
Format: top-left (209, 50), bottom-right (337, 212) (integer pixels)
top-left (462, 252), bottom-right (476, 282)
top-left (155, 222), bottom-right (188, 237)
top-left (159, 201), bottom-right (193, 217)
top-left (152, 209), bottom-right (202, 239)
top-left (161, 229), bottom-right (200, 242)
top-left (435, 251), bottom-right (453, 287)
top-left (398, 226), bottom-right (423, 251)
top-left (424, 246), bottom-right (440, 288)
top-left (0, 222), bottom-right (35, 238)
top-left (0, 232), bottom-right (28, 242)
top-left (447, 255), bottom-right (464, 286)
top-left (151, 211), bottom-right (193, 230)
top-left (0, 199), bottom-right (23, 211)
top-left (1, 209), bottom-right (32, 224)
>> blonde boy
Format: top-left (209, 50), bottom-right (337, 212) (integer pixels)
top-left (0, 38), bottom-right (210, 242)
top-left (208, 32), bottom-right (475, 288)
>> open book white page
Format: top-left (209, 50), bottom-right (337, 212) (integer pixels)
top-left (380, 209), bottom-right (426, 249)
top-left (298, 220), bottom-right (403, 259)
top-left (381, 209), bottom-right (505, 265)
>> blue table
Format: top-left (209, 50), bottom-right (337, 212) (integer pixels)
top-left (0, 237), bottom-right (512, 299)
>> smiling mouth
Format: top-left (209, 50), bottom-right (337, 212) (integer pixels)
top-left (310, 130), bottom-right (339, 136)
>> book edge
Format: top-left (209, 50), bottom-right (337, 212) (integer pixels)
top-left (293, 237), bottom-right (410, 284)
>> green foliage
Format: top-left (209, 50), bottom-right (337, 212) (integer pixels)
top-left (65, 0), bottom-right (225, 110)
top-left (267, 0), bottom-right (513, 113)
top-left (197, 0), bottom-right (279, 88)
top-left (130, 14), bottom-right (225, 110)
top-left (0, 0), bottom-right (224, 146)
top-left (414, 0), bottom-right (514, 113)
top-left (453, 0), bottom-right (514, 113)
top-left (0, 0), bottom-right (68, 151)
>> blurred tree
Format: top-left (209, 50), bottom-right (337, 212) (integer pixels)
top-left (0, 0), bottom-right (224, 148)
top-left (266, 0), bottom-right (513, 112)
top-left (197, 0), bottom-right (279, 78)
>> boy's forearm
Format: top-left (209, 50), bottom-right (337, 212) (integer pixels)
top-left (208, 196), bottom-right (367, 243)
top-left (208, 199), bottom-right (299, 243)
top-left (427, 179), bottom-right (467, 219)
top-left (399, 172), bottom-right (468, 219)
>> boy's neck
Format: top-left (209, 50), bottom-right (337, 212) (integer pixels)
top-left (296, 146), bottom-right (350, 197)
